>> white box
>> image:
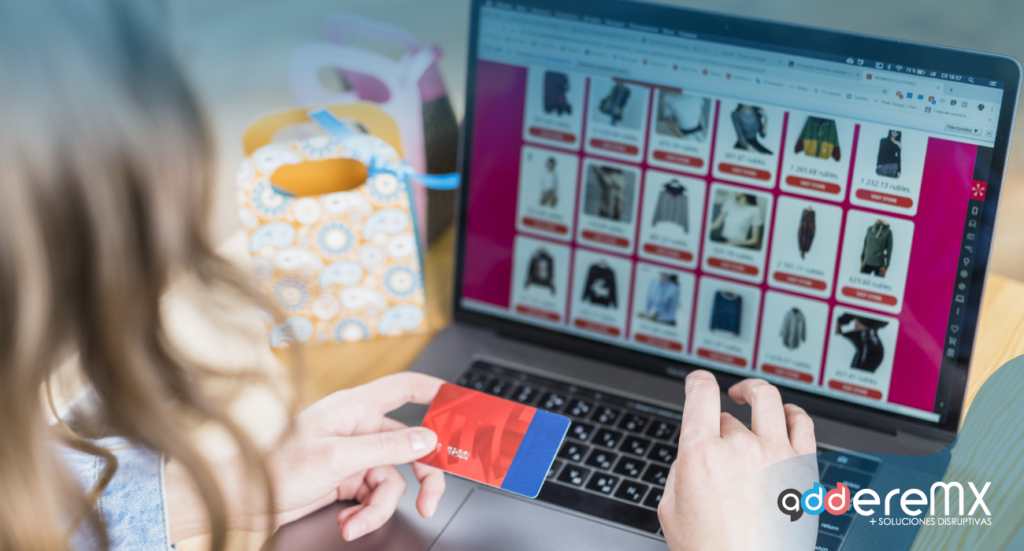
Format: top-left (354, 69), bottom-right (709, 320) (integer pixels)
top-left (636, 170), bottom-right (707, 270)
top-left (691, 275), bottom-right (762, 370)
top-left (521, 67), bottom-right (587, 151)
top-left (583, 77), bottom-right (651, 164)
top-left (568, 247), bottom-right (634, 341)
top-left (849, 123), bottom-right (928, 216)
top-left (701, 182), bottom-right (773, 284)
top-left (575, 158), bottom-right (642, 255)
top-left (509, 235), bottom-right (572, 326)
top-left (835, 209), bottom-right (915, 315)
top-left (514, 146), bottom-right (581, 242)
top-left (756, 291), bottom-right (831, 386)
top-left (766, 195), bottom-right (843, 299)
top-left (628, 262), bottom-right (696, 357)
top-left (823, 307), bottom-right (900, 402)
top-left (646, 89), bottom-right (714, 176)
top-left (779, 110), bottom-right (856, 202)
top-left (711, 99), bottom-right (785, 189)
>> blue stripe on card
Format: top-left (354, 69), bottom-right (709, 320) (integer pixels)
top-left (500, 409), bottom-right (571, 498)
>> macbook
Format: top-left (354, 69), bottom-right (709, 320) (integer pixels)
top-left (270, 1), bottom-right (1020, 549)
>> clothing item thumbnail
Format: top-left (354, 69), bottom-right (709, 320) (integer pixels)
top-left (599, 82), bottom-right (631, 126)
top-left (660, 93), bottom-right (710, 141)
top-left (644, 275), bottom-right (680, 325)
top-left (798, 207), bottom-right (816, 259)
top-left (652, 180), bottom-right (689, 233)
top-left (710, 291), bottom-right (742, 336)
top-left (582, 263), bottom-right (618, 308)
top-left (876, 131), bottom-right (902, 178)
top-left (779, 308), bottom-right (806, 350)
top-left (794, 117), bottom-right (841, 161)
top-left (731, 105), bottom-right (772, 155)
top-left (837, 313), bottom-right (889, 372)
top-left (543, 71), bottom-right (571, 115)
top-left (861, 221), bottom-right (893, 273)
top-left (712, 195), bottom-right (763, 248)
top-left (585, 166), bottom-right (630, 221)
top-left (524, 249), bottom-right (555, 294)
top-left (539, 164), bottom-right (558, 207)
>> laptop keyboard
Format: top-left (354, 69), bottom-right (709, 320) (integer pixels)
top-left (455, 360), bottom-right (880, 546)
top-left (813, 450), bottom-right (880, 551)
top-left (457, 360), bottom-right (680, 534)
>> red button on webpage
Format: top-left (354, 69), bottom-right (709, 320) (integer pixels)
top-left (522, 217), bottom-right (568, 235)
top-left (515, 304), bottom-right (560, 322)
top-left (785, 175), bottom-right (842, 195)
top-left (708, 257), bottom-right (759, 276)
top-left (574, 318), bottom-right (621, 337)
top-left (642, 243), bottom-right (694, 261)
top-left (854, 189), bottom-right (914, 208)
top-left (718, 162), bottom-right (771, 181)
top-left (971, 180), bottom-right (988, 200)
top-left (841, 286), bottom-right (898, 306)
top-left (828, 380), bottom-right (883, 400)
top-left (653, 150), bottom-right (705, 168)
top-left (528, 127), bottom-right (575, 143)
top-left (590, 139), bottom-right (639, 155)
top-left (762, 364), bottom-right (814, 383)
top-left (773, 271), bottom-right (828, 290)
top-left (635, 333), bottom-right (683, 352)
top-left (697, 348), bottom-right (747, 367)
top-left (582, 230), bottom-right (629, 248)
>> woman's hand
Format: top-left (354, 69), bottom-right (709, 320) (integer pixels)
top-left (659, 371), bottom-right (817, 551)
top-left (167, 372), bottom-right (447, 542)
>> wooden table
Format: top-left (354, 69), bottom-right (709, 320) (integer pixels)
top-left (179, 229), bottom-right (1024, 550)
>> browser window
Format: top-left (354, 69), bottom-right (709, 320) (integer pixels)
top-left (460, 5), bottom-right (1004, 423)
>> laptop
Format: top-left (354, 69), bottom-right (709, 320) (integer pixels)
top-left (270, 1), bottom-right (1021, 549)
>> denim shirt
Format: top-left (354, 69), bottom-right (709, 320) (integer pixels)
top-left (61, 437), bottom-right (172, 551)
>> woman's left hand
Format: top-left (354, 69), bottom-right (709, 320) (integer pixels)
top-left (168, 372), bottom-right (446, 542)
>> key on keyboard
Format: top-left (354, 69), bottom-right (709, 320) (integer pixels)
top-left (585, 449), bottom-right (618, 470)
top-left (558, 442), bottom-right (589, 463)
top-left (569, 421), bottom-right (594, 441)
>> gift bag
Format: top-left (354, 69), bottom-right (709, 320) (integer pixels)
top-left (289, 13), bottom-right (460, 248)
top-left (236, 104), bottom-right (457, 347)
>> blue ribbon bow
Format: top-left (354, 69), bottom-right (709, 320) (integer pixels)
top-left (308, 109), bottom-right (460, 190)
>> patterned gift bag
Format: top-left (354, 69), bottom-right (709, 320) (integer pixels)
top-left (236, 104), bottom-right (457, 347)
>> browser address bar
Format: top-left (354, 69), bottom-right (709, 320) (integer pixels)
top-left (519, 28), bottom-right (768, 75)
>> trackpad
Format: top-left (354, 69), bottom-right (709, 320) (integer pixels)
top-left (431, 489), bottom-right (668, 550)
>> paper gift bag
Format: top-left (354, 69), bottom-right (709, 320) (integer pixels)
top-left (236, 104), bottom-right (457, 347)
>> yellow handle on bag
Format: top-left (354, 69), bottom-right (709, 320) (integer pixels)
top-left (241, 103), bottom-right (404, 197)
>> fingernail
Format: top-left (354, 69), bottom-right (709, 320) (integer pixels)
top-left (429, 495), bottom-right (440, 517)
top-left (410, 430), bottom-right (426, 452)
top-left (347, 521), bottom-right (366, 540)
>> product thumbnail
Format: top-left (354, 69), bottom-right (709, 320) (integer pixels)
top-left (582, 262), bottom-right (618, 308)
top-left (525, 248), bottom-right (556, 294)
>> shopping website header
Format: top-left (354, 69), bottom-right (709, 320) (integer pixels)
top-left (479, 7), bottom-right (1003, 145)
top-left (485, 1), bottom-right (1007, 90)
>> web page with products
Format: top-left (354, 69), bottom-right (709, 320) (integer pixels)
top-left (460, 5), bottom-right (1006, 423)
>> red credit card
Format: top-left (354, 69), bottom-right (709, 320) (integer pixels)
top-left (417, 383), bottom-right (570, 498)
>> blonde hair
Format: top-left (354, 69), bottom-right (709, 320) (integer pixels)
top-left (0, 1), bottom-right (288, 548)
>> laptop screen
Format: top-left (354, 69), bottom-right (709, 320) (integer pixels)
top-left (457, 1), bottom-right (1012, 425)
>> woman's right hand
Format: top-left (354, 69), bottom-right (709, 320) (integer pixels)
top-left (659, 371), bottom-right (817, 551)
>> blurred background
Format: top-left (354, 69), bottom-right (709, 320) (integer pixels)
top-left (167, 0), bottom-right (1024, 278)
